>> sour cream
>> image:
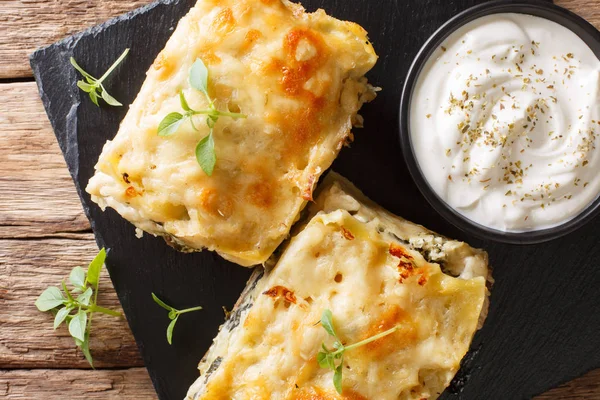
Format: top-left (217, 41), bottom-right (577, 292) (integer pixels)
top-left (410, 13), bottom-right (600, 232)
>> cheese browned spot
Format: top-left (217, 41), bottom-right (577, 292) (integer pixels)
top-left (186, 173), bottom-right (491, 400)
top-left (125, 186), bottom-right (140, 198)
top-left (211, 7), bottom-right (236, 33)
top-left (340, 226), bottom-right (354, 240)
top-left (360, 306), bottom-right (417, 357)
top-left (390, 243), bottom-right (428, 285)
top-left (263, 285), bottom-right (297, 304)
top-left (86, 0), bottom-right (378, 267)
top-left (291, 387), bottom-right (368, 400)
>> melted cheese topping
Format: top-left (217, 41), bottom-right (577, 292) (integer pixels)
top-left (86, 0), bottom-right (377, 266)
top-left (188, 209), bottom-right (488, 400)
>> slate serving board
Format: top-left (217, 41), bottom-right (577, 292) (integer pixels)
top-left (30, 0), bottom-right (600, 399)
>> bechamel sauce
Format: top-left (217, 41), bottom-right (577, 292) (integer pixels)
top-left (411, 13), bottom-right (600, 232)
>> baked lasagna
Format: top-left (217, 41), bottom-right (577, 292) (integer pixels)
top-left (86, 0), bottom-right (378, 266)
top-left (186, 172), bottom-right (491, 400)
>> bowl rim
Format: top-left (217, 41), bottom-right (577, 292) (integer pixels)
top-left (399, 0), bottom-right (600, 245)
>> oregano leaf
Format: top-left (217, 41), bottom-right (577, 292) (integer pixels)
top-left (158, 112), bottom-right (185, 137)
top-left (88, 91), bottom-right (100, 107)
top-left (80, 331), bottom-right (94, 368)
top-left (180, 91), bottom-right (191, 112)
top-left (317, 351), bottom-right (329, 368)
top-left (69, 57), bottom-right (94, 80)
top-left (35, 287), bottom-right (66, 312)
top-left (333, 364), bottom-right (343, 394)
top-left (152, 293), bottom-right (175, 312)
top-left (321, 309), bottom-right (337, 339)
top-left (100, 87), bottom-right (123, 107)
top-left (69, 266), bottom-right (86, 290)
top-left (86, 248), bottom-right (106, 288)
top-left (189, 58), bottom-right (209, 96)
top-left (166, 316), bottom-right (178, 345)
top-left (68, 310), bottom-right (87, 342)
top-left (76, 287), bottom-right (93, 306)
top-left (195, 131), bottom-right (216, 176)
top-left (53, 307), bottom-right (71, 329)
top-left (77, 81), bottom-right (95, 93)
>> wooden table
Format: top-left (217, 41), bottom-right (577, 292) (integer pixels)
top-left (1, 0), bottom-right (599, 398)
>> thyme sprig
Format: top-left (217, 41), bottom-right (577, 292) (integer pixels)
top-left (70, 48), bottom-right (129, 106)
top-left (157, 58), bottom-right (246, 175)
top-left (317, 309), bottom-right (401, 394)
top-left (151, 293), bottom-right (203, 345)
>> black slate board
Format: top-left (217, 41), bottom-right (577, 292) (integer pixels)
top-left (30, 0), bottom-right (600, 399)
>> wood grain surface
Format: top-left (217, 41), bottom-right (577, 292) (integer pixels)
top-left (0, 1), bottom-right (150, 79)
top-left (0, 0), bottom-right (599, 398)
top-left (0, 368), bottom-right (155, 399)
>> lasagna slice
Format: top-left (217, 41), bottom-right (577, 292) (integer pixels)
top-left (187, 172), bottom-right (491, 400)
top-left (86, 0), bottom-right (377, 266)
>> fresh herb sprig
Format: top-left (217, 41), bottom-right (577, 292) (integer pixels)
top-left (317, 309), bottom-right (401, 394)
top-left (151, 293), bottom-right (203, 345)
top-left (70, 48), bottom-right (129, 107)
top-left (35, 248), bottom-right (122, 367)
top-left (157, 58), bottom-right (246, 176)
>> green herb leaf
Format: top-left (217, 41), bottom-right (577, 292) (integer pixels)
top-left (71, 48), bottom-right (128, 107)
top-left (189, 58), bottom-right (209, 97)
top-left (189, 115), bottom-right (199, 131)
top-left (151, 293), bottom-right (174, 312)
top-left (36, 248), bottom-right (120, 368)
top-left (166, 316), bottom-right (178, 345)
top-left (77, 81), bottom-right (94, 93)
top-left (79, 331), bottom-right (94, 368)
top-left (317, 309), bottom-right (401, 394)
top-left (97, 48), bottom-right (130, 84)
top-left (77, 287), bottom-right (93, 306)
top-left (100, 87), bottom-right (123, 107)
top-left (333, 364), bottom-right (343, 394)
top-left (195, 131), bottom-right (216, 176)
top-left (180, 91), bottom-right (191, 112)
top-left (86, 247), bottom-right (106, 288)
top-left (69, 57), bottom-right (94, 80)
top-left (151, 293), bottom-right (202, 345)
top-left (35, 287), bottom-right (66, 311)
top-left (157, 57), bottom-right (247, 172)
top-left (317, 351), bottom-right (329, 368)
top-left (158, 112), bottom-right (185, 137)
top-left (62, 280), bottom-right (75, 302)
top-left (88, 91), bottom-right (100, 107)
top-left (53, 307), bottom-right (71, 329)
top-left (68, 310), bottom-right (88, 342)
top-left (321, 309), bottom-right (337, 339)
top-left (69, 266), bottom-right (86, 290)
top-left (206, 116), bottom-right (216, 129)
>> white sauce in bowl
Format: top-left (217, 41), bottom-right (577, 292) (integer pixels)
top-left (410, 13), bottom-right (600, 232)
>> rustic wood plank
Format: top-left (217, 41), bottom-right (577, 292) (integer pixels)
top-left (537, 369), bottom-right (600, 400)
top-left (0, 0), bottom-right (152, 79)
top-left (0, 82), bottom-right (90, 238)
top-left (0, 368), bottom-right (157, 399)
top-left (0, 237), bottom-right (143, 369)
top-left (557, 0), bottom-right (600, 27)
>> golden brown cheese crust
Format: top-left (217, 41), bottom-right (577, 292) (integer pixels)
top-left (86, 0), bottom-right (377, 266)
top-left (186, 173), bottom-right (491, 400)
